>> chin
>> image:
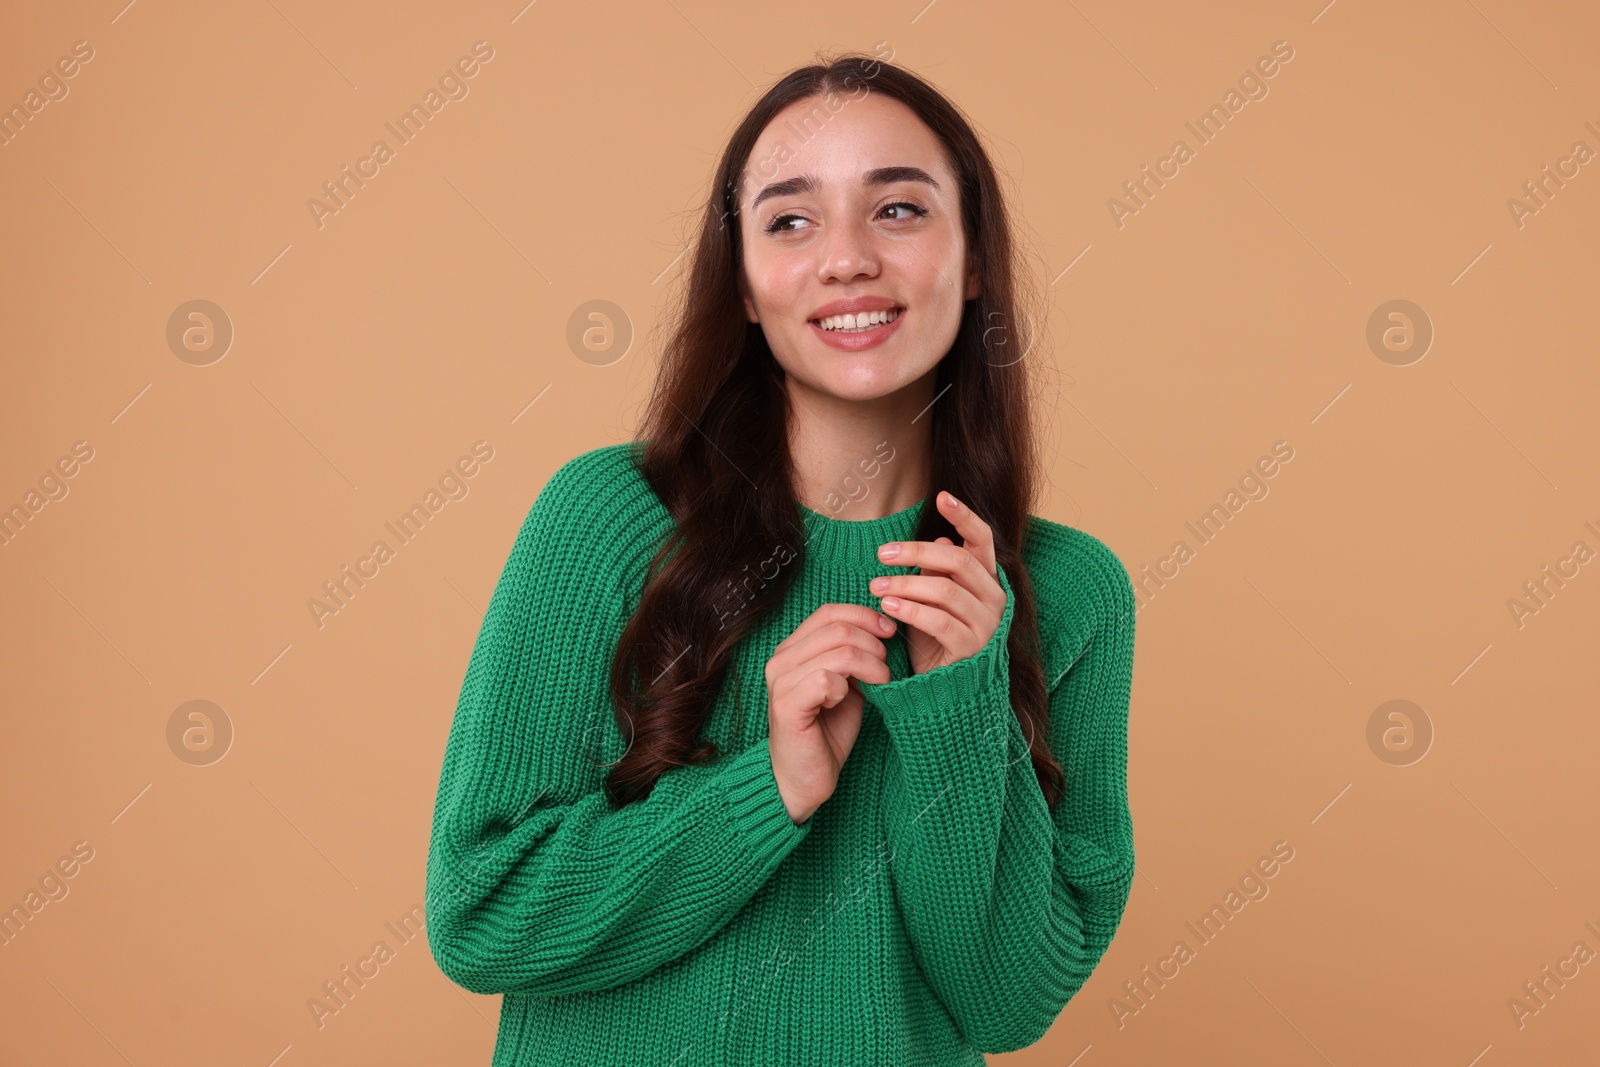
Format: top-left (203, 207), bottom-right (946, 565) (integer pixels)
top-left (827, 370), bottom-right (924, 400)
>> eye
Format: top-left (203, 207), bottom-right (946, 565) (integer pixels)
top-left (763, 213), bottom-right (809, 235)
top-left (763, 201), bottom-right (930, 235)
top-left (879, 201), bottom-right (929, 222)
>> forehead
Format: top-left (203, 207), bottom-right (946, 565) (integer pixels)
top-left (739, 91), bottom-right (951, 208)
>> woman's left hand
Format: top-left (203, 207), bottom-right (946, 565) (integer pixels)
top-left (871, 491), bottom-right (1007, 677)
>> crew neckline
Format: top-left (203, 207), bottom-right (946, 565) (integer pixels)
top-left (796, 498), bottom-right (926, 573)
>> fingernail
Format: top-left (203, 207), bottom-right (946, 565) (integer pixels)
top-left (878, 614), bottom-right (894, 632)
top-left (882, 597), bottom-right (901, 611)
top-left (879, 543), bottom-right (900, 559)
top-left (943, 492), bottom-right (960, 508)
top-left (870, 577), bottom-right (889, 593)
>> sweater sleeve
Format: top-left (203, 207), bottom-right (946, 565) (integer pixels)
top-left (854, 540), bottom-right (1137, 1053)
top-left (424, 453), bottom-right (812, 997)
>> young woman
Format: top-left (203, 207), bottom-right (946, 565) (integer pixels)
top-left (425, 53), bottom-right (1137, 1066)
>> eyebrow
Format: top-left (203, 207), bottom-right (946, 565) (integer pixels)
top-left (748, 166), bottom-right (941, 212)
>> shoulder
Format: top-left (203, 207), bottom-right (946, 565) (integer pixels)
top-left (1020, 514), bottom-right (1137, 674)
top-left (533, 440), bottom-right (651, 513)
top-left (513, 442), bottom-right (673, 595)
top-left (525, 441), bottom-right (666, 528)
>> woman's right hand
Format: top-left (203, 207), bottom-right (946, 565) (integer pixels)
top-left (763, 604), bottom-right (897, 825)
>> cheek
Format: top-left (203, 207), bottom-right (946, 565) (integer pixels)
top-left (893, 246), bottom-right (963, 315)
top-left (744, 249), bottom-right (808, 315)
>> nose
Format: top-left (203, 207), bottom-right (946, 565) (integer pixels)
top-left (816, 214), bottom-right (880, 284)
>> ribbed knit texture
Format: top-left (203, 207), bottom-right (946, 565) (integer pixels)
top-left (424, 442), bottom-right (1137, 1066)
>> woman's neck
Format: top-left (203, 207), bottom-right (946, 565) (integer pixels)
top-left (786, 384), bottom-right (933, 521)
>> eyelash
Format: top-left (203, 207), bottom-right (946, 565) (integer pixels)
top-left (762, 201), bottom-right (929, 235)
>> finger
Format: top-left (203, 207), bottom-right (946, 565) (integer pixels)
top-left (768, 617), bottom-right (892, 685)
top-left (935, 490), bottom-right (998, 575)
top-left (775, 647), bottom-right (893, 709)
top-left (771, 652), bottom-right (883, 710)
top-left (920, 536), bottom-right (956, 576)
top-left (769, 606), bottom-right (894, 682)
top-left (780, 667), bottom-right (850, 713)
top-left (874, 590), bottom-right (977, 653)
top-left (878, 538), bottom-right (969, 574)
top-left (876, 539), bottom-right (1002, 609)
top-left (780, 603), bottom-right (896, 646)
top-left (802, 644), bottom-right (893, 688)
top-left (870, 573), bottom-right (987, 633)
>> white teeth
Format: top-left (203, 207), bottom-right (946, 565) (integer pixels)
top-left (816, 308), bottom-right (902, 331)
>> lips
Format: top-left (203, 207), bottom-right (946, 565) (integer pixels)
top-left (806, 296), bottom-right (904, 322)
top-left (814, 307), bottom-right (904, 332)
top-left (807, 303), bottom-right (907, 351)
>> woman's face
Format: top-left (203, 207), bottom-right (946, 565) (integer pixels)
top-left (737, 90), bottom-right (979, 404)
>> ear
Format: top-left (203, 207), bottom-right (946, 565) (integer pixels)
top-left (964, 260), bottom-right (980, 301)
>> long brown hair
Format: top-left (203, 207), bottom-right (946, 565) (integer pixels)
top-left (601, 52), bottom-right (1062, 809)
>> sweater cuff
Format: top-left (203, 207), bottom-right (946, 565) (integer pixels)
top-left (716, 737), bottom-right (815, 841)
top-left (858, 562), bottom-right (1016, 720)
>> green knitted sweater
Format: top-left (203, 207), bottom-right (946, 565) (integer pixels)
top-left (424, 441), bottom-right (1137, 1066)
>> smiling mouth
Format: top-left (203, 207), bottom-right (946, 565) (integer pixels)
top-left (811, 307), bottom-right (905, 333)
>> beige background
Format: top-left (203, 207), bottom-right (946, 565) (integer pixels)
top-left (2, 0), bottom-right (1597, 1063)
